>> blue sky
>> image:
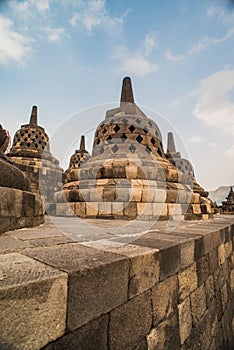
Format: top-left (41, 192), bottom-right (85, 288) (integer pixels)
top-left (0, 0), bottom-right (234, 191)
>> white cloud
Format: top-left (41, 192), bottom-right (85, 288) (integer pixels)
top-left (166, 26), bottom-right (234, 62)
top-left (0, 15), bottom-right (33, 66)
top-left (189, 136), bottom-right (203, 144)
top-left (165, 50), bottom-right (184, 62)
top-left (44, 26), bottom-right (67, 42)
top-left (225, 144), bottom-right (234, 159)
top-left (113, 46), bottom-right (158, 77)
top-left (144, 33), bottom-right (156, 56)
top-left (189, 27), bottom-right (234, 54)
top-left (193, 68), bottom-right (234, 136)
top-left (69, 0), bottom-right (129, 33)
top-left (9, 0), bottom-right (50, 21)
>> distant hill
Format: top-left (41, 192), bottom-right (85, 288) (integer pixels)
top-left (209, 186), bottom-right (233, 206)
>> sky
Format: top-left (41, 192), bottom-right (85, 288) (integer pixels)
top-left (0, 0), bottom-right (234, 191)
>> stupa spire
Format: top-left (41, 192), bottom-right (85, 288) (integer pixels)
top-left (29, 106), bottom-right (38, 125)
top-left (80, 135), bottom-right (85, 151)
top-left (167, 132), bottom-right (176, 153)
top-left (120, 77), bottom-right (134, 104)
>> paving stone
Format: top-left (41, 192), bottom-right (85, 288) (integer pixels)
top-left (178, 263), bottom-right (198, 302)
top-left (109, 291), bottom-right (152, 350)
top-left (0, 235), bottom-right (31, 252)
top-left (24, 243), bottom-right (129, 331)
top-left (43, 315), bottom-right (108, 350)
top-left (152, 275), bottom-right (178, 325)
top-left (0, 253), bottom-right (67, 350)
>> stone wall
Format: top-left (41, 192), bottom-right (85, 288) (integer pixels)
top-left (0, 216), bottom-right (233, 349)
top-left (0, 186), bottom-right (44, 233)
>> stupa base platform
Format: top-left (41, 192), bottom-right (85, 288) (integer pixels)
top-left (46, 201), bottom-right (213, 221)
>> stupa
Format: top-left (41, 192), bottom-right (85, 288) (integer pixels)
top-left (0, 124), bottom-right (44, 233)
top-left (53, 77), bottom-right (213, 220)
top-left (222, 187), bottom-right (234, 214)
top-left (8, 106), bottom-right (63, 202)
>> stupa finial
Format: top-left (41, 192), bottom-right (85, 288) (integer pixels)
top-left (120, 77), bottom-right (134, 104)
top-left (167, 132), bottom-right (176, 153)
top-left (30, 106), bottom-right (38, 125)
top-left (80, 135), bottom-right (85, 151)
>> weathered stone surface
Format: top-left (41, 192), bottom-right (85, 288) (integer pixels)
top-left (43, 315), bottom-right (108, 350)
top-left (24, 243), bottom-right (129, 331)
top-left (178, 263), bottom-right (198, 302)
top-left (190, 285), bottom-right (207, 326)
top-left (152, 275), bottom-right (178, 325)
top-left (109, 291), bottom-right (152, 350)
top-left (178, 297), bottom-right (192, 345)
top-left (0, 235), bottom-right (31, 253)
top-left (109, 244), bottom-right (159, 299)
top-left (196, 255), bottom-right (210, 286)
top-left (204, 274), bottom-right (215, 307)
top-left (147, 313), bottom-right (180, 350)
top-left (0, 253), bottom-right (67, 350)
top-left (159, 244), bottom-right (181, 280)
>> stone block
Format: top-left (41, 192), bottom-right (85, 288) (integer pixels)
top-left (129, 187), bottom-right (142, 202)
top-left (142, 188), bottom-right (154, 202)
top-left (153, 189), bottom-right (166, 203)
top-left (0, 187), bottom-right (15, 217)
top-left (178, 263), bottom-right (198, 302)
top-left (22, 191), bottom-right (35, 217)
top-left (55, 203), bottom-right (66, 216)
top-left (196, 255), bottom-right (210, 286)
top-left (0, 253), bottom-right (67, 350)
top-left (86, 202), bottom-right (99, 216)
top-left (43, 315), bottom-right (108, 350)
top-left (126, 164), bottom-right (138, 179)
top-left (152, 203), bottom-right (167, 216)
top-left (168, 204), bottom-right (182, 215)
top-left (178, 297), bottom-right (192, 345)
top-left (112, 202), bottom-right (124, 216)
top-left (116, 187), bottom-right (129, 202)
top-left (159, 244), bottom-right (181, 281)
top-left (209, 249), bottom-right (219, 274)
top-left (147, 313), bottom-right (180, 350)
top-left (109, 291), bottom-right (152, 350)
top-left (190, 285), bottom-right (207, 326)
top-left (75, 202), bottom-right (86, 217)
top-left (137, 203), bottom-right (153, 216)
top-left (99, 202), bottom-right (112, 216)
top-left (24, 243), bottom-right (129, 331)
top-left (181, 239), bottom-right (195, 268)
top-left (0, 235), bottom-right (31, 253)
top-left (166, 189), bottom-right (178, 203)
top-left (124, 201), bottom-right (137, 219)
top-left (152, 275), bottom-right (178, 325)
top-left (192, 204), bottom-right (202, 214)
top-left (204, 275), bottom-right (215, 307)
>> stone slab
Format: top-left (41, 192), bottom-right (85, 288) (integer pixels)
top-left (0, 235), bottom-right (31, 253)
top-left (0, 253), bottom-right (67, 350)
top-left (24, 243), bottom-right (129, 331)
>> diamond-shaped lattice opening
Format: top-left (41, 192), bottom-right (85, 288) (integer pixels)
top-left (136, 135), bottom-right (143, 143)
top-left (157, 149), bottom-right (162, 157)
top-left (150, 137), bottom-right (156, 145)
top-left (97, 139), bottom-right (100, 145)
top-left (107, 135), bottom-right (112, 142)
top-left (136, 119), bottom-right (141, 125)
top-left (129, 125), bottom-right (135, 133)
top-left (143, 127), bottom-right (149, 134)
top-left (123, 118), bottom-right (128, 125)
top-left (129, 144), bottom-right (136, 153)
top-left (145, 146), bottom-right (152, 154)
top-left (120, 133), bottom-right (127, 142)
top-left (113, 125), bottom-right (121, 133)
top-left (112, 144), bottom-right (119, 153)
top-left (102, 128), bottom-right (107, 134)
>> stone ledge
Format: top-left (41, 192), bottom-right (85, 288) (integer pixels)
top-left (0, 215), bottom-right (233, 349)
